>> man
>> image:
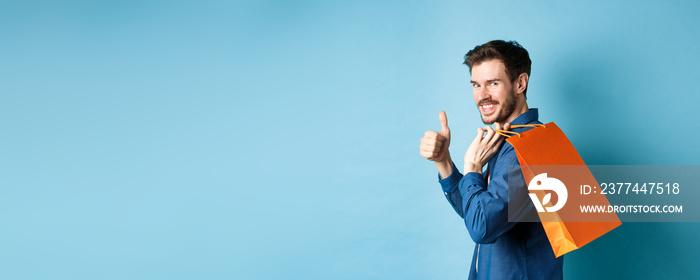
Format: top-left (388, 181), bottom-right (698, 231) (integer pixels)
top-left (419, 40), bottom-right (563, 279)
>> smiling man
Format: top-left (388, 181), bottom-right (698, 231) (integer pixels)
top-left (419, 40), bottom-right (563, 279)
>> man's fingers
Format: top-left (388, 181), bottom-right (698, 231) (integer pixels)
top-left (421, 137), bottom-right (443, 148)
top-left (420, 144), bottom-right (434, 154)
top-left (425, 130), bottom-right (448, 145)
top-left (422, 134), bottom-right (444, 145)
top-left (497, 123), bottom-right (511, 140)
top-left (494, 122), bottom-right (502, 131)
top-left (421, 128), bottom-right (447, 161)
top-left (424, 130), bottom-right (438, 138)
top-left (439, 111), bottom-right (449, 132)
top-left (475, 127), bottom-right (485, 140)
top-left (492, 123), bottom-right (503, 143)
top-left (482, 126), bottom-right (495, 142)
top-left (420, 145), bottom-right (437, 153)
top-left (489, 131), bottom-right (505, 146)
top-left (420, 149), bottom-right (439, 160)
top-left (420, 137), bottom-right (443, 151)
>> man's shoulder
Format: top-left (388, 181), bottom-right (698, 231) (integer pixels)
top-left (496, 141), bottom-right (519, 165)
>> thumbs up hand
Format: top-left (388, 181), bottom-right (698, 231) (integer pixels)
top-left (420, 111), bottom-right (451, 163)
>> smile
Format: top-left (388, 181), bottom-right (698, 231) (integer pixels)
top-left (481, 103), bottom-right (497, 114)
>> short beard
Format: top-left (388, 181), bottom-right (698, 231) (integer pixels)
top-left (481, 90), bottom-right (517, 125)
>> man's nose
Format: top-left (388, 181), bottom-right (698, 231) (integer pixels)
top-left (475, 88), bottom-right (491, 101)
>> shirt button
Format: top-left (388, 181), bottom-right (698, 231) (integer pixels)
top-left (444, 192), bottom-right (448, 195)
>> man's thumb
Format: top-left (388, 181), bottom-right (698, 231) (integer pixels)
top-left (439, 111), bottom-right (449, 132)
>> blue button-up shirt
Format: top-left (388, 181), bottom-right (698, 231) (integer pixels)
top-left (438, 109), bottom-right (563, 279)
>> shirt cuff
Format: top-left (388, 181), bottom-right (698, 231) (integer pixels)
top-left (438, 162), bottom-right (462, 193)
top-left (458, 172), bottom-right (487, 198)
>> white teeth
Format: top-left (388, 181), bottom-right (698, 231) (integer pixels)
top-left (482, 104), bottom-right (494, 109)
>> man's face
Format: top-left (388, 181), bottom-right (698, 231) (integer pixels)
top-left (470, 59), bottom-right (517, 124)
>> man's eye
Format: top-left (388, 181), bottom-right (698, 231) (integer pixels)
top-left (472, 84), bottom-right (480, 88)
top-left (490, 82), bottom-right (498, 86)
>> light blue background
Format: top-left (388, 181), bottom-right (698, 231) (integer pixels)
top-left (2, 0), bottom-right (699, 279)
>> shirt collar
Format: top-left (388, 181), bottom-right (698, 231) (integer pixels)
top-left (510, 108), bottom-right (539, 126)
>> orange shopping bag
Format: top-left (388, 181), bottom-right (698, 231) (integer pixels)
top-left (498, 122), bottom-right (621, 257)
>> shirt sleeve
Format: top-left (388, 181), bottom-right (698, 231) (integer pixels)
top-left (458, 144), bottom-right (528, 244)
top-left (438, 162), bottom-right (465, 218)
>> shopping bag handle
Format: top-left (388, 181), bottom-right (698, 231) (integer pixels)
top-left (495, 124), bottom-right (547, 138)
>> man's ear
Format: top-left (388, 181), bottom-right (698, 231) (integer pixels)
top-left (515, 73), bottom-right (529, 95)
